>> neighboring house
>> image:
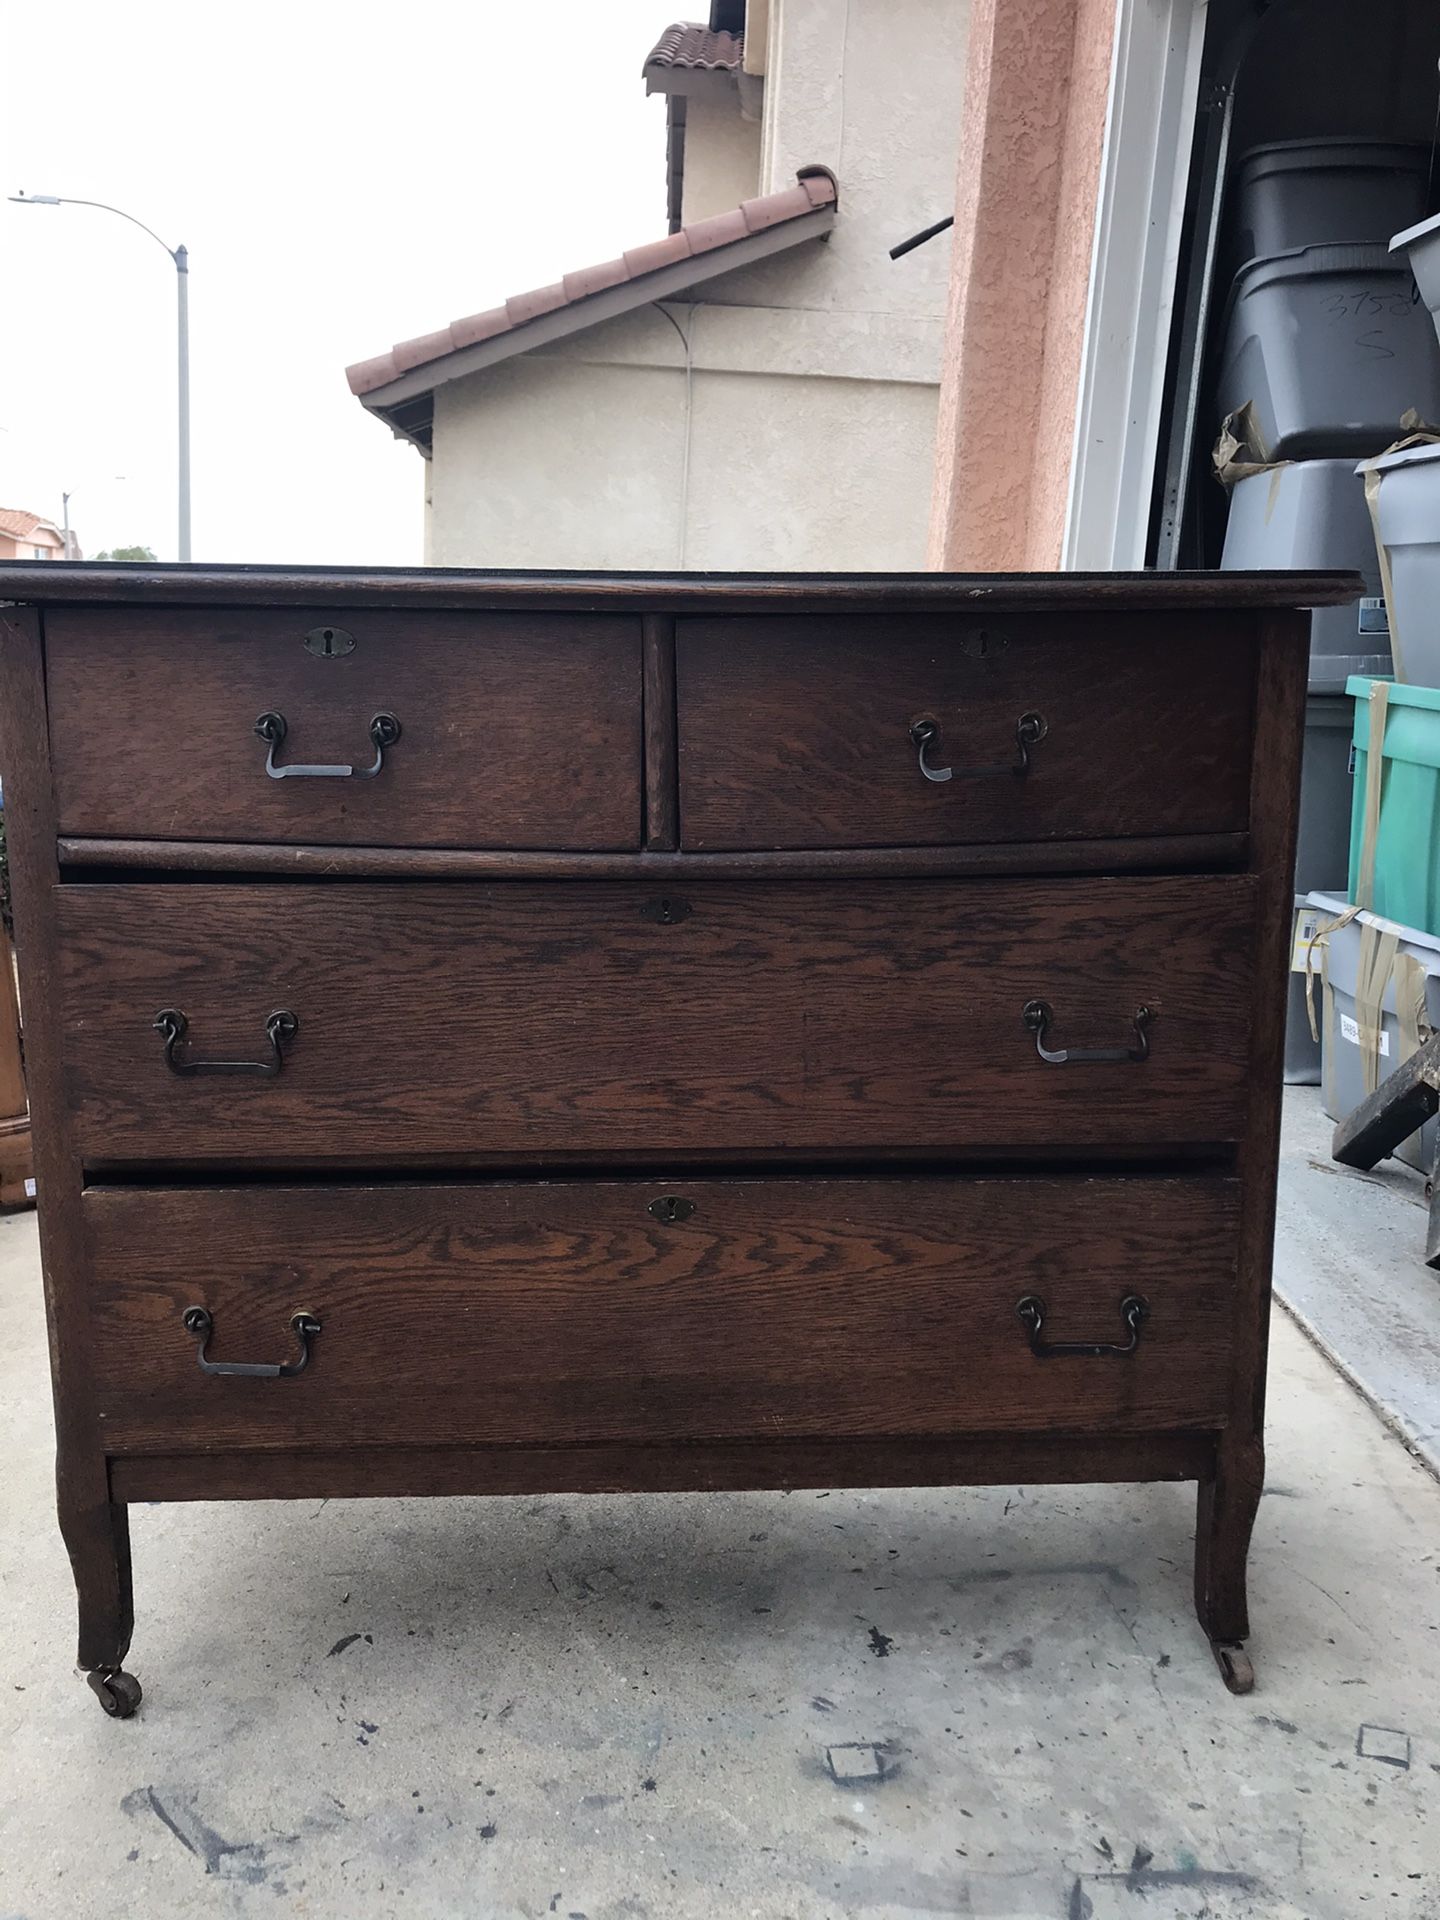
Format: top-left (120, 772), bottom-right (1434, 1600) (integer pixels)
top-left (348, 0), bottom-right (970, 570)
top-left (0, 509), bottom-right (77, 562)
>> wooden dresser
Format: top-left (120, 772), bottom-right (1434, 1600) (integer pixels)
top-left (0, 563), bottom-right (1356, 1716)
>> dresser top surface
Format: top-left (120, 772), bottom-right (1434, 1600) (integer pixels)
top-left (0, 562), bottom-right (1361, 616)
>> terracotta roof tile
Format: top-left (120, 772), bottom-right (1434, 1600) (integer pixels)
top-left (0, 507), bottom-right (63, 540)
top-left (742, 184), bottom-right (816, 231)
top-left (621, 230), bottom-right (695, 277)
top-left (644, 24), bottom-right (744, 74)
top-left (685, 207), bottom-right (749, 254)
top-left (345, 169), bottom-right (838, 401)
top-left (392, 327), bottom-right (459, 376)
top-left (449, 305), bottom-right (511, 351)
top-left (562, 257), bottom-right (631, 302)
top-left (505, 281), bottom-right (568, 327)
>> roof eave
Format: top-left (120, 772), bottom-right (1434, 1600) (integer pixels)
top-left (358, 203), bottom-right (836, 455)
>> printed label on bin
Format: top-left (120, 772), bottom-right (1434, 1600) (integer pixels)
top-left (23, 1178), bottom-right (35, 1198)
top-left (1291, 908), bottom-right (1324, 973)
top-left (1358, 597), bottom-right (1389, 637)
top-left (1339, 1013), bottom-right (1390, 1056)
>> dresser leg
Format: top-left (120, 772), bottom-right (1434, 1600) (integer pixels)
top-left (1193, 1440), bottom-right (1263, 1693)
top-left (63, 1494), bottom-right (140, 1713)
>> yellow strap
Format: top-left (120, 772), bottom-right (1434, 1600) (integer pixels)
top-left (1354, 681), bottom-right (1389, 912)
top-left (1305, 905), bottom-right (1361, 1044)
top-left (1393, 950), bottom-right (1433, 1064)
top-left (1354, 922), bottom-right (1400, 1096)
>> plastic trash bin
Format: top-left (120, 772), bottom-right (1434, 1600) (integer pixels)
top-left (1347, 676), bottom-right (1440, 937)
top-left (1230, 139), bottom-right (1430, 272)
top-left (1221, 460), bottom-right (1390, 690)
top-left (1356, 439), bottom-right (1440, 684)
top-left (1283, 697), bottom-right (1361, 1082)
top-left (1391, 208), bottom-right (1440, 348)
top-left (1307, 889), bottom-right (1440, 1173)
top-left (1216, 244), bottom-right (1440, 460)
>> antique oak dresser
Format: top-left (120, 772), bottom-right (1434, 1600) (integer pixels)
top-left (0, 562), bottom-right (1357, 1716)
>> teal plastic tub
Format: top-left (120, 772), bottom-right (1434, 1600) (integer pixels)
top-left (1348, 675), bottom-right (1440, 935)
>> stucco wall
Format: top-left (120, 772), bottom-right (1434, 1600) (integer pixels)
top-left (426, 0), bottom-right (972, 572)
top-left (927, 0), bottom-right (1116, 570)
top-left (428, 309), bottom-right (937, 571)
top-left (681, 99), bottom-right (762, 225)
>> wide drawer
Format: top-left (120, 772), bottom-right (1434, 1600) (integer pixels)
top-left (58, 875), bottom-right (1257, 1164)
top-left (44, 607), bottom-right (643, 849)
top-left (83, 1176), bottom-right (1241, 1453)
top-left (675, 614), bottom-right (1258, 850)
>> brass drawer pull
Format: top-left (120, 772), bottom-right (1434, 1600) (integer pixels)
top-left (1016, 1293), bottom-right (1148, 1358)
top-left (254, 709), bottom-right (400, 779)
top-left (153, 1008), bottom-right (298, 1077)
top-left (183, 1306), bottom-right (320, 1378)
top-left (1022, 999), bottom-right (1152, 1064)
top-left (909, 711), bottom-right (1046, 784)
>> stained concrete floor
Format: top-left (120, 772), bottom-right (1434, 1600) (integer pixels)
top-left (1275, 1087), bottom-right (1440, 1474)
top-left (2, 1179), bottom-right (1438, 1919)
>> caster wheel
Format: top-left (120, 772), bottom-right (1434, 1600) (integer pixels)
top-left (87, 1669), bottom-right (143, 1718)
top-left (1211, 1641), bottom-right (1255, 1695)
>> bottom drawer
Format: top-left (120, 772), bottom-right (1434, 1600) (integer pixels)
top-left (85, 1177), bottom-right (1241, 1453)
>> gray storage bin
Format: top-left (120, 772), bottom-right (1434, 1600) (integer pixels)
top-left (1221, 460), bottom-right (1391, 690)
top-left (1283, 702), bottom-right (1358, 1084)
top-left (1216, 244), bottom-right (1440, 460)
top-left (1391, 208), bottom-right (1440, 347)
top-left (1308, 891), bottom-right (1440, 1171)
top-left (1231, 139), bottom-right (1430, 270)
top-left (1356, 438), bottom-right (1440, 685)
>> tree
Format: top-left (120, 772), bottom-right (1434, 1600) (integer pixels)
top-left (93, 545), bottom-right (157, 562)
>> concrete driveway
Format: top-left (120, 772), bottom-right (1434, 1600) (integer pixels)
top-left (1, 1171), bottom-right (1436, 1919)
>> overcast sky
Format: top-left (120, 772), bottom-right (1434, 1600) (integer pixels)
top-left (1, 1), bottom-right (672, 564)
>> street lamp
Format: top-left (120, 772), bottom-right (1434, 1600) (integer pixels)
top-left (10, 192), bottom-right (190, 561)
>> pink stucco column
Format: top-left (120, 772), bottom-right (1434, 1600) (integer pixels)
top-left (928, 0), bottom-right (1117, 571)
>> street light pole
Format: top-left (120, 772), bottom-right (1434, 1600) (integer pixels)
top-left (9, 191), bottom-right (192, 561)
top-left (175, 244), bottom-right (190, 563)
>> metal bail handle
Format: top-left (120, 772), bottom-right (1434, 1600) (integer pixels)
top-left (153, 1008), bottom-right (298, 1077)
top-left (183, 1306), bottom-right (320, 1378)
top-left (1016, 1293), bottom-right (1149, 1358)
top-left (909, 712), bottom-right (1046, 784)
top-left (255, 710), bottom-right (400, 779)
top-left (1022, 999), bottom-right (1153, 1065)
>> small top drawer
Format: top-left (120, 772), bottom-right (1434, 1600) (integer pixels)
top-left (45, 608), bottom-right (643, 850)
top-left (675, 614), bottom-right (1258, 851)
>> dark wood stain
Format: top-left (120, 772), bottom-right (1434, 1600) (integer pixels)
top-left (84, 1176), bottom-right (1240, 1453)
top-left (0, 560), bottom-right (1363, 612)
top-left (0, 567), bottom-right (1313, 1696)
top-left (677, 613), bottom-right (1258, 850)
top-left (57, 875), bottom-right (1257, 1163)
top-left (45, 607), bottom-right (644, 849)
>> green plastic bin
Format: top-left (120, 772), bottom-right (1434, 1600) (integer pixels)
top-left (1347, 675), bottom-right (1440, 936)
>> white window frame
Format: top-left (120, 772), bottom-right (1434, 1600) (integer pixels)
top-left (1063, 0), bottom-right (1209, 570)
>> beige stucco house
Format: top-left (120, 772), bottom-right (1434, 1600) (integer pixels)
top-left (353, 0), bottom-right (1440, 576)
top-left (348, 0), bottom-right (971, 571)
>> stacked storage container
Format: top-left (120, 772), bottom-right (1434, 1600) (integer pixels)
top-left (1218, 139), bottom-right (1438, 1085)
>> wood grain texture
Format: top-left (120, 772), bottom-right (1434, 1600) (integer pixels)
top-left (0, 561), bottom-right (1364, 612)
top-left (0, 609), bottom-right (133, 1672)
top-left (84, 1176), bottom-right (1241, 1453)
top-left (45, 607), bottom-right (643, 848)
top-left (642, 614), bottom-right (678, 850)
top-left (57, 874), bottom-right (1257, 1164)
top-left (111, 1431), bottom-right (1217, 1503)
top-left (1194, 610), bottom-right (1309, 1651)
top-left (676, 613), bottom-right (1258, 849)
top-left (55, 832), bottom-right (1251, 880)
